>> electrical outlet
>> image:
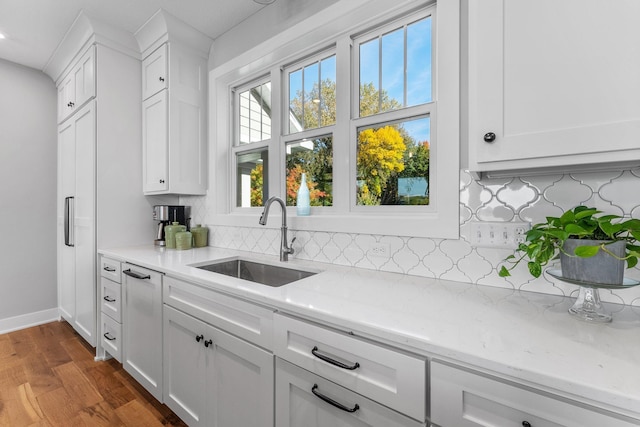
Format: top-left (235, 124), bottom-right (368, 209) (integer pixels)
top-left (470, 221), bottom-right (530, 249)
top-left (370, 242), bottom-right (391, 258)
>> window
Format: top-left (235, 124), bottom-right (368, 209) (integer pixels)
top-left (284, 52), bottom-right (336, 207)
top-left (213, 0), bottom-right (460, 238)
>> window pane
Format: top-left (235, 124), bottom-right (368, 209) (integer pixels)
top-left (381, 28), bottom-right (404, 109)
top-left (238, 82), bottom-right (271, 145)
top-left (285, 136), bottom-right (333, 207)
top-left (289, 55), bottom-right (336, 134)
top-left (237, 149), bottom-right (268, 207)
top-left (359, 38), bottom-right (380, 116)
top-left (356, 116), bottom-right (430, 206)
top-left (407, 17), bottom-right (432, 105)
top-left (359, 15), bottom-right (432, 117)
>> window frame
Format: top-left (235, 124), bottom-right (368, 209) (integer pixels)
top-left (210, 0), bottom-right (460, 238)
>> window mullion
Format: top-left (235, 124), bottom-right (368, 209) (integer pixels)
top-left (334, 36), bottom-right (351, 213)
top-left (268, 66), bottom-right (283, 201)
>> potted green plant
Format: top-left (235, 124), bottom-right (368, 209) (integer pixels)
top-left (499, 206), bottom-right (640, 285)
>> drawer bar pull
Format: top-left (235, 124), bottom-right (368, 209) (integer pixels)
top-left (103, 266), bottom-right (116, 272)
top-left (123, 269), bottom-right (151, 280)
top-left (103, 332), bottom-right (116, 341)
top-left (311, 384), bottom-right (360, 413)
top-left (311, 346), bottom-right (360, 370)
top-left (103, 296), bottom-right (116, 302)
top-left (196, 334), bottom-right (204, 342)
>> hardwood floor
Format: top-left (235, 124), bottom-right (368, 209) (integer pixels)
top-left (0, 320), bottom-right (187, 426)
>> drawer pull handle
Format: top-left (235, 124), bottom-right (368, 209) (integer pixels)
top-left (103, 266), bottom-right (116, 272)
top-left (204, 339), bottom-right (213, 347)
top-left (103, 332), bottom-right (116, 341)
top-left (103, 296), bottom-right (116, 302)
top-left (311, 346), bottom-right (360, 370)
top-left (522, 422), bottom-right (531, 427)
top-left (311, 384), bottom-right (360, 413)
top-left (196, 334), bottom-right (204, 342)
top-left (122, 269), bottom-right (151, 280)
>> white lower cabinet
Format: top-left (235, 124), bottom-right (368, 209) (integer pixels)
top-left (122, 264), bottom-right (163, 402)
top-left (163, 305), bottom-right (274, 427)
top-left (430, 360), bottom-right (638, 427)
top-left (276, 358), bottom-right (423, 427)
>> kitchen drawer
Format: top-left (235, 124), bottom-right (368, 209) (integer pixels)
top-left (276, 358), bottom-right (424, 427)
top-left (274, 313), bottom-right (427, 421)
top-left (100, 276), bottom-right (122, 323)
top-left (430, 360), bottom-right (639, 427)
top-left (163, 276), bottom-right (275, 350)
top-left (101, 312), bottom-right (122, 362)
top-left (100, 257), bottom-right (122, 283)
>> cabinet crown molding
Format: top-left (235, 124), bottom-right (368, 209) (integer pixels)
top-left (135, 9), bottom-right (212, 59)
top-left (44, 10), bottom-right (140, 84)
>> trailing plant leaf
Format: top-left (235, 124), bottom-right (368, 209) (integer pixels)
top-left (573, 245), bottom-right (600, 258)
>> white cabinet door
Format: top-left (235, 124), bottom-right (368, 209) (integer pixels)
top-left (56, 101), bottom-right (96, 346)
top-left (72, 102), bottom-right (96, 346)
top-left (164, 305), bottom-right (208, 427)
top-left (142, 91), bottom-right (168, 193)
top-left (57, 119), bottom-right (76, 322)
top-left (467, 0), bottom-right (640, 173)
top-left (276, 358), bottom-right (423, 427)
top-left (57, 74), bottom-right (75, 123)
top-left (123, 264), bottom-right (163, 401)
top-left (163, 304), bottom-right (274, 427)
top-left (430, 361), bottom-right (638, 427)
top-left (142, 44), bottom-right (168, 100)
top-left (57, 46), bottom-right (95, 124)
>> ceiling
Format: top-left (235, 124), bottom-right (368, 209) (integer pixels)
top-left (0, 0), bottom-right (268, 71)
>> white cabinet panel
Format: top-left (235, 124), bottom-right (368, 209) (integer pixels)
top-left (100, 277), bottom-right (122, 323)
top-left (142, 91), bottom-right (169, 193)
top-left (142, 44), bottom-right (168, 100)
top-left (101, 312), bottom-right (122, 362)
top-left (123, 264), bottom-right (163, 401)
top-left (276, 358), bottom-right (424, 427)
top-left (57, 101), bottom-right (96, 346)
top-left (430, 360), bottom-right (639, 427)
top-left (467, 0), bottom-right (640, 174)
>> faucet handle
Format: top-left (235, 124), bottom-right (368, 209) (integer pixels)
top-left (286, 237), bottom-right (296, 255)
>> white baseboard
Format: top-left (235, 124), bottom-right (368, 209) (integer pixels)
top-left (0, 308), bottom-right (60, 335)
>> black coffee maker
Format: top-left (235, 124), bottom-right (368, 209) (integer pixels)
top-left (153, 205), bottom-right (191, 246)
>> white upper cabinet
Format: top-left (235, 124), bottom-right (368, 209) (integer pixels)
top-left (466, 0), bottom-right (640, 175)
top-left (136, 10), bottom-right (211, 195)
top-left (57, 46), bottom-right (96, 124)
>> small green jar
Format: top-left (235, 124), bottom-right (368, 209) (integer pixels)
top-left (175, 231), bottom-right (193, 250)
top-left (191, 224), bottom-right (208, 248)
top-left (164, 222), bottom-right (186, 249)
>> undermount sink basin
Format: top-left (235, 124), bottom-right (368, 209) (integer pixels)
top-left (194, 257), bottom-right (317, 287)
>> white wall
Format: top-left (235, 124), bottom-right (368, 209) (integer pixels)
top-left (0, 59), bottom-right (58, 330)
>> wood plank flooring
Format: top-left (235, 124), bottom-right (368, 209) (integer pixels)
top-left (0, 320), bottom-right (187, 426)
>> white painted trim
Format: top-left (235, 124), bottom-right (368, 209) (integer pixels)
top-left (0, 308), bottom-right (60, 335)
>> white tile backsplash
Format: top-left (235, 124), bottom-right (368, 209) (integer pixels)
top-left (181, 167), bottom-right (640, 306)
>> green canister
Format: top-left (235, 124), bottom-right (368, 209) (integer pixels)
top-left (175, 231), bottom-right (193, 250)
top-left (191, 224), bottom-right (208, 248)
top-left (164, 222), bottom-right (186, 249)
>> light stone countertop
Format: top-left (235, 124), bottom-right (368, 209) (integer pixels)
top-left (99, 245), bottom-right (640, 420)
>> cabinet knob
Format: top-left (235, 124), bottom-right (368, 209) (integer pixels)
top-left (522, 422), bottom-right (531, 427)
top-left (159, 179), bottom-right (165, 184)
top-left (195, 334), bottom-right (203, 342)
top-left (159, 77), bottom-right (165, 82)
top-left (483, 132), bottom-right (496, 143)
top-left (204, 339), bottom-right (213, 348)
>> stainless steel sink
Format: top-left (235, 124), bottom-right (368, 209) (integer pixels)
top-left (194, 258), bottom-right (317, 287)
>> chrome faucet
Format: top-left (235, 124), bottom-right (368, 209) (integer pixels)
top-left (259, 197), bottom-right (296, 261)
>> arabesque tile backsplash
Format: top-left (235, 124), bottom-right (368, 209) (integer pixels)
top-left (182, 168), bottom-right (640, 306)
